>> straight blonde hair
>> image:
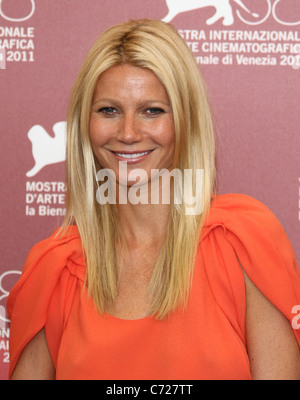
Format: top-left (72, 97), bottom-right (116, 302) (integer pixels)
top-left (62, 19), bottom-right (216, 319)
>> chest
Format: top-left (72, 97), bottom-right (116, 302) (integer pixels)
top-left (55, 261), bottom-right (251, 380)
top-left (106, 247), bottom-right (157, 319)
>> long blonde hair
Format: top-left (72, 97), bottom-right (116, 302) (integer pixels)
top-left (62, 19), bottom-right (216, 319)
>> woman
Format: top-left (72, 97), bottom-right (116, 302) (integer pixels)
top-left (7, 19), bottom-right (300, 380)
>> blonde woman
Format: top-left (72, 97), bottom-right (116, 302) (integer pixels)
top-left (8, 19), bottom-right (300, 380)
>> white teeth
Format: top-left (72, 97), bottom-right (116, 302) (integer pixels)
top-left (115, 151), bottom-right (150, 159)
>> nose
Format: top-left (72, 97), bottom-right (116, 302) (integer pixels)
top-left (117, 112), bottom-right (143, 144)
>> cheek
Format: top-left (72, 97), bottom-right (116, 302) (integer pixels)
top-left (159, 119), bottom-right (175, 150)
top-left (150, 116), bottom-right (175, 144)
top-left (162, 120), bottom-right (176, 167)
top-left (89, 115), bottom-right (111, 149)
top-left (167, 124), bottom-right (176, 148)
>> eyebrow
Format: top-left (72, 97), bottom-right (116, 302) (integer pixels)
top-left (92, 97), bottom-right (172, 107)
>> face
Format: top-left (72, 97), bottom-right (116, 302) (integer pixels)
top-left (89, 64), bottom-right (175, 186)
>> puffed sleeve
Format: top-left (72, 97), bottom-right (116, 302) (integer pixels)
top-left (200, 194), bottom-right (300, 347)
top-left (7, 226), bottom-right (85, 379)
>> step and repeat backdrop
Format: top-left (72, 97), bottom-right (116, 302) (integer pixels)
top-left (0, 0), bottom-right (299, 379)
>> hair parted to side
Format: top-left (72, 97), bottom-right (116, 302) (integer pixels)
top-left (61, 19), bottom-right (216, 319)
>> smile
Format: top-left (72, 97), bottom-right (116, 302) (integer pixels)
top-left (114, 151), bottom-right (151, 159)
top-left (110, 149), bottom-right (155, 165)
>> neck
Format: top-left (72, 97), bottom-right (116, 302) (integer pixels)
top-left (114, 201), bottom-right (170, 246)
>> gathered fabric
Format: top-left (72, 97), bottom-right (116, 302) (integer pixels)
top-left (7, 194), bottom-right (300, 380)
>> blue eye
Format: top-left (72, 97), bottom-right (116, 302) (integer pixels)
top-left (98, 107), bottom-right (118, 116)
top-left (145, 108), bottom-right (165, 116)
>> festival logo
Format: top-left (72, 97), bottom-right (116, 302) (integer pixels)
top-left (0, 270), bottom-right (21, 325)
top-left (25, 122), bottom-right (67, 218)
top-left (272, 0), bottom-right (300, 26)
top-left (162, 0), bottom-right (300, 26)
top-left (0, 1), bottom-right (36, 67)
top-left (26, 122), bottom-right (67, 178)
top-left (162, 0), bottom-right (300, 68)
top-left (163, 0), bottom-right (259, 25)
top-left (0, 270), bottom-right (20, 366)
top-left (0, 0), bottom-right (35, 22)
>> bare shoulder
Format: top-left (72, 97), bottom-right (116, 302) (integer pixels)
top-left (243, 270), bottom-right (300, 380)
top-left (11, 328), bottom-right (55, 380)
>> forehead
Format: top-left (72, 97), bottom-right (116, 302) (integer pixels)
top-left (93, 64), bottom-right (169, 101)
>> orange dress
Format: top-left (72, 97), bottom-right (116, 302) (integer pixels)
top-left (7, 194), bottom-right (300, 380)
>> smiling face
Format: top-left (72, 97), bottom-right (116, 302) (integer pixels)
top-left (89, 64), bottom-right (175, 186)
